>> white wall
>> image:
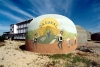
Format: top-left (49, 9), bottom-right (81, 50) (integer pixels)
top-left (10, 24), bottom-right (18, 34)
top-left (14, 25), bottom-right (18, 34)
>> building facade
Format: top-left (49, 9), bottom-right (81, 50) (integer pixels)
top-left (10, 19), bottom-right (33, 40)
top-left (10, 24), bottom-right (18, 34)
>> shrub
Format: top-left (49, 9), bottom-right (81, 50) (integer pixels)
top-left (0, 36), bottom-right (5, 42)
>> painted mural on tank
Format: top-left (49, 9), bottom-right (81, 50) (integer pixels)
top-left (25, 14), bottom-right (77, 53)
top-left (26, 16), bottom-right (77, 49)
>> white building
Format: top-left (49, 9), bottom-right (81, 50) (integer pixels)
top-left (10, 19), bottom-right (33, 40)
top-left (10, 24), bottom-right (18, 34)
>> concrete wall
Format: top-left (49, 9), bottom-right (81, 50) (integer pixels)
top-left (86, 30), bottom-right (91, 40)
top-left (76, 25), bottom-right (87, 44)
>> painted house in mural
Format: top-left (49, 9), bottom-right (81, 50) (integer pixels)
top-left (25, 14), bottom-right (78, 54)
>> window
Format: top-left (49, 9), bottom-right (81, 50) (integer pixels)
top-left (18, 30), bottom-right (20, 33)
top-left (12, 28), bottom-right (14, 31)
top-left (18, 25), bottom-right (20, 28)
top-left (20, 25), bottom-right (22, 28)
top-left (19, 30), bottom-right (21, 33)
top-left (24, 29), bottom-right (26, 33)
top-left (21, 24), bottom-right (23, 28)
top-left (23, 24), bottom-right (25, 27)
top-left (25, 28), bottom-right (28, 33)
top-left (26, 23), bottom-right (29, 27)
top-left (25, 23), bottom-right (27, 27)
top-left (21, 29), bottom-right (22, 33)
top-left (23, 29), bottom-right (25, 33)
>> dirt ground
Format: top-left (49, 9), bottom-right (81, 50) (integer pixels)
top-left (0, 40), bottom-right (100, 67)
top-left (77, 41), bottom-right (100, 64)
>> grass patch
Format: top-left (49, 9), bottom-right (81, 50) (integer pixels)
top-left (74, 56), bottom-right (90, 63)
top-left (71, 55), bottom-right (91, 67)
top-left (48, 53), bottom-right (72, 60)
top-left (48, 53), bottom-right (92, 67)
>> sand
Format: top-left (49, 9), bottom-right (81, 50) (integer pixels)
top-left (0, 40), bottom-right (50, 67)
top-left (0, 40), bottom-right (100, 67)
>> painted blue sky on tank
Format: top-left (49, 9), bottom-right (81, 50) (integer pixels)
top-left (28, 14), bottom-right (77, 33)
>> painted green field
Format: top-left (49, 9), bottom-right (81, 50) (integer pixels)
top-left (37, 35), bottom-right (58, 44)
top-left (26, 29), bottom-right (77, 43)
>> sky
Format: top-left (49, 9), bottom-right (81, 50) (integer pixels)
top-left (0, 0), bottom-right (100, 35)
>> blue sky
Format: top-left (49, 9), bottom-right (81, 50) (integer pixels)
top-left (0, 0), bottom-right (100, 35)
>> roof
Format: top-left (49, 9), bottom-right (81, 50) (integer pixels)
top-left (3, 31), bottom-right (10, 34)
top-left (16, 19), bottom-right (33, 25)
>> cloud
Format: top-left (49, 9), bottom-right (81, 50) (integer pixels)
top-left (0, 24), bottom-right (10, 35)
top-left (28, 9), bottom-right (39, 16)
top-left (88, 28), bottom-right (100, 33)
top-left (97, 23), bottom-right (100, 28)
top-left (28, 0), bottom-right (73, 16)
top-left (1, 0), bottom-right (34, 18)
top-left (28, 0), bottom-right (56, 14)
top-left (0, 10), bottom-right (25, 22)
top-left (92, 0), bottom-right (100, 12)
top-left (0, 0), bottom-right (74, 18)
top-left (91, 1), bottom-right (100, 21)
top-left (88, 24), bottom-right (100, 33)
top-left (87, 0), bottom-right (100, 29)
top-left (0, 24), bottom-right (9, 31)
